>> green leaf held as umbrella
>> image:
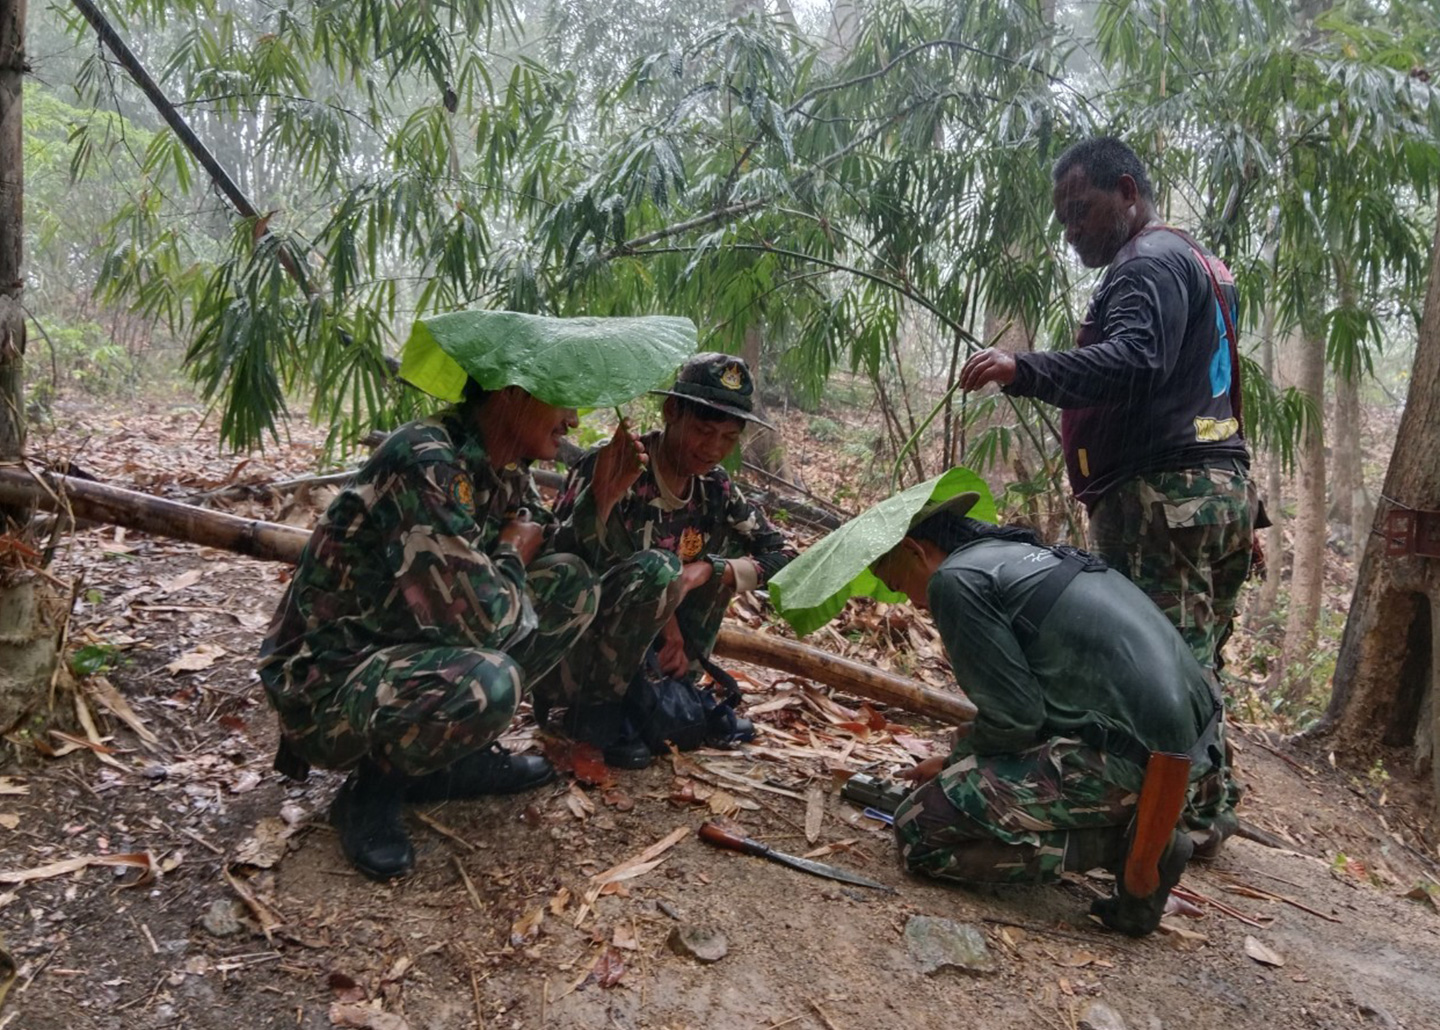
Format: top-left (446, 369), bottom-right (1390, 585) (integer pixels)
top-left (399, 310), bottom-right (697, 408)
top-left (768, 467), bottom-right (995, 637)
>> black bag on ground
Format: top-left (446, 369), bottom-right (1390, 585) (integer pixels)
top-left (624, 650), bottom-right (756, 754)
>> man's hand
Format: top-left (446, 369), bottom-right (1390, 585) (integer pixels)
top-left (657, 615), bottom-right (689, 679)
top-left (959, 348), bottom-right (1017, 391)
top-left (897, 755), bottom-right (946, 784)
top-left (678, 559), bottom-right (714, 599)
top-left (497, 516), bottom-right (544, 565)
top-left (591, 420), bottom-right (648, 522)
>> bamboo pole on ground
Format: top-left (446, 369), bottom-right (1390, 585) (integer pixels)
top-left (0, 466), bottom-right (975, 726)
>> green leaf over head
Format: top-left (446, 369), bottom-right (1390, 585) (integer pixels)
top-left (769, 467), bottom-right (996, 637)
top-left (400, 310), bottom-right (698, 408)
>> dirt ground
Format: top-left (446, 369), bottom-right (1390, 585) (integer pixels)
top-left (4, 400), bottom-right (1440, 1030)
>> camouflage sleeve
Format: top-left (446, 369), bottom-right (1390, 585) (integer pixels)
top-left (715, 474), bottom-right (797, 585)
top-left (549, 448), bottom-right (622, 568)
top-left (926, 565), bottom-right (1044, 756)
top-left (386, 458), bottom-right (529, 651)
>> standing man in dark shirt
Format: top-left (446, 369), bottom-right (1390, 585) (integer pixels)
top-left (960, 136), bottom-right (1257, 672)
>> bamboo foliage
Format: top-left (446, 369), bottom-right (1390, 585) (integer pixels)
top-left (37, 0), bottom-right (1437, 491)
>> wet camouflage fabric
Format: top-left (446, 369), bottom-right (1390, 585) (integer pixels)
top-left (278, 555), bottom-right (598, 776)
top-left (550, 429), bottom-right (795, 684)
top-left (1087, 466), bottom-right (1256, 671)
top-left (531, 548), bottom-right (684, 704)
top-left (554, 429), bottom-right (795, 585)
top-left (893, 736), bottom-right (1235, 884)
top-left (259, 409), bottom-right (600, 774)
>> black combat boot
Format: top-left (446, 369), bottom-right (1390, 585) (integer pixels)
top-left (330, 759), bottom-right (414, 881)
top-left (562, 701), bottom-right (653, 769)
top-left (404, 744), bottom-right (557, 803)
top-left (1090, 828), bottom-right (1194, 937)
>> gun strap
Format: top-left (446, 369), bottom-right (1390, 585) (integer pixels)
top-left (1012, 545), bottom-right (1108, 649)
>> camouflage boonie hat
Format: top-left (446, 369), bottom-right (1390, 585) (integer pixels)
top-left (652, 352), bottom-right (774, 429)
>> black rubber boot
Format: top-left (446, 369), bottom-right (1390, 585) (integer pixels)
top-left (330, 760), bottom-right (414, 881)
top-left (1090, 829), bottom-right (1194, 937)
top-left (563, 701), bottom-right (653, 770)
top-left (404, 744), bottom-right (557, 803)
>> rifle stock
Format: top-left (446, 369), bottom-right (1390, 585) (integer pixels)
top-left (1123, 751), bottom-right (1192, 898)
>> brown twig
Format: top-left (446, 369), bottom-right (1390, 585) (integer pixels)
top-left (469, 966), bottom-right (485, 1029)
top-left (1219, 880), bottom-right (1342, 923)
top-left (415, 810), bottom-right (477, 851)
top-left (809, 998), bottom-right (844, 1030)
top-left (1171, 885), bottom-right (1269, 927)
top-left (453, 855), bottom-right (485, 913)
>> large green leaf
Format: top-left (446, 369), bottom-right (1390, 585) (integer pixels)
top-left (399, 310), bottom-right (697, 408)
top-left (769, 467), bottom-right (996, 637)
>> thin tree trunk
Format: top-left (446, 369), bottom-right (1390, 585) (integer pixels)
top-left (1332, 367), bottom-right (1371, 550)
top-left (0, 0), bottom-right (25, 483)
top-left (1256, 289), bottom-right (1284, 619)
top-left (739, 324), bottom-right (794, 481)
top-left (1280, 324), bottom-right (1327, 689)
top-left (1316, 200), bottom-right (1440, 810)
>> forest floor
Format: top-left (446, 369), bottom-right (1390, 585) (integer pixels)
top-left (4, 397), bottom-right (1440, 1030)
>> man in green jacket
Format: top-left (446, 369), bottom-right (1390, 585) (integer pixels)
top-left (871, 494), bottom-right (1236, 935)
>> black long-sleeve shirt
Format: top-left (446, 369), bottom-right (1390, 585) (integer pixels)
top-left (1006, 227), bottom-right (1249, 507)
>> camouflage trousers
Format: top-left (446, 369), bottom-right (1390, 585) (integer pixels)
top-left (1088, 465), bottom-right (1257, 672)
top-left (531, 549), bottom-right (686, 706)
top-left (274, 554), bottom-right (599, 777)
top-left (893, 736), bottom-right (1235, 885)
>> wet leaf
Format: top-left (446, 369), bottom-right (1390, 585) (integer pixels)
top-left (804, 785), bottom-right (825, 844)
top-left (602, 789), bottom-right (635, 812)
top-left (1243, 935), bottom-right (1285, 967)
top-left (589, 946), bottom-right (627, 989)
top-left (165, 643), bottom-right (226, 674)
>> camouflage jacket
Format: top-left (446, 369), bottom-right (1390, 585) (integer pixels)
top-left (259, 409), bottom-right (591, 704)
top-left (553, 430), bottom-right (795, 585)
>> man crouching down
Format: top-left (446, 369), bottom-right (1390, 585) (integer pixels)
top-left (258, 380), bottom-right (649, 880)
top-left (871, 494), bottom-right (1238, 935)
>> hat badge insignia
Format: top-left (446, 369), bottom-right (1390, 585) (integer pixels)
top-left (719, 364), bottom-right (744, 391)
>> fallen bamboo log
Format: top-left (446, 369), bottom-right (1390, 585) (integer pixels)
top-left (0, 466), bottom-right (974, 725)
top-left (714, 626), bottom-right (974, 725)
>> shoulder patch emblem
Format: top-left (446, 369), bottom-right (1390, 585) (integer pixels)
top-left (451, 474), bottom-right (476, 513)
top-left (719, 363), bottom-right (744, 391)
top-left (678, 526), bottom-right (706, 561)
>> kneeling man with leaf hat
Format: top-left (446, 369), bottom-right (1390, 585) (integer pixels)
top-left (871, 494), bottom-right (1238, 935)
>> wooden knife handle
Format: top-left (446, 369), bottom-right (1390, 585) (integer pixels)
top-left (699, 821), bottom-right (762, 856)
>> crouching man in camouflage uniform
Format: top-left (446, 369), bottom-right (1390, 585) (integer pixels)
top-left (872, 494), bottom-right (1236, 935)
top-left (259, 380), bottom-right (647, 880)
top-left (542, 354), bottom-right (796, 767)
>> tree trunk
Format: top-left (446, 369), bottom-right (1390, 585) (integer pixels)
top-left (1317, 200), bottom-right (1440, 809)
top-left (0, 0), bottom-right (62, 746)
top-left (1331, 366), bottom-right (1371, 551)
top-left (0, 0), bottom-right (24, 481)
top-left (1280, 324), bottom-right (1327, 689)
top-left (1255, 286), bottom-right (1285, 620)
top-left (739, 324), bottom-right (794, 480)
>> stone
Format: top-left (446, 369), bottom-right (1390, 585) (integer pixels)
top-left (666, 924), bottom-right (728, 963)
top-left (903, 915), bottom-right (995, 975)
top-left (1079, 1000), bottom-right (1129, 1030)
top-left (200, 899), bottom-right (244, 937)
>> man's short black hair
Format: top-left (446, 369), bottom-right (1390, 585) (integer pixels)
top-left (906, 511), bottom-right (1042, 554)
top-left (461, 378), bottom-right (493, 409)
top-left (671, 395), bottom-right (747, 427)
top-left (1052, 136), bottom-right (1154, 202)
